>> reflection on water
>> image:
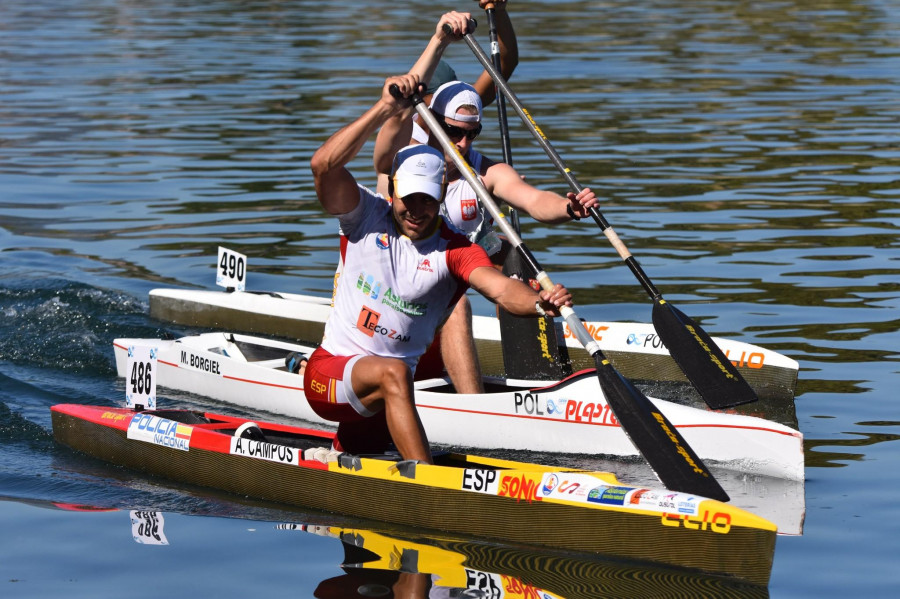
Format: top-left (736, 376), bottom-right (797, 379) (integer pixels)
top-left (1, 495), bottom-right (772, 597)
top-left (295, 523), bottom-right (771, 599)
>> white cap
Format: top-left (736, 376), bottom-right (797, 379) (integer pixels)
top-left (391, 145), bottom-right (446, 202)
top-left (429, 81), bottom-right (482, 124)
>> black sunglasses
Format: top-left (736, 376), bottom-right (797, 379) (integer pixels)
top-left (433, 112), bottom-right (482, 141)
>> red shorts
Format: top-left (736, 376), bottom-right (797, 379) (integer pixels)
top-left (303, 346), bottom-right (392, 454)
top-left (303, 346), bottom-right (369, 422)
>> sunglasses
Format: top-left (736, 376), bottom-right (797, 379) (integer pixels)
top-left (433, 112), bottom-right (482, 141)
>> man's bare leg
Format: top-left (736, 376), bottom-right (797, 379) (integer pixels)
top-left (440, 295), bottom-right (485, 394)
top-left (351, 355), bottom-right (433, 463)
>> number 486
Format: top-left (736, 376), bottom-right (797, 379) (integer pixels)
top-left (130, 361), bottom-right (153, 394)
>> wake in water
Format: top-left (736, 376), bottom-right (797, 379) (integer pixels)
top-left (0, 276), bottom-right (227, 510)
top-left (0, 277), bottom-right (156, 374)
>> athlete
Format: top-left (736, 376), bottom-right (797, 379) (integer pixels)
top-left (307, 73), bottom-right (573, 463)
top-left (373, 0), bottom-right (519, 181)
top-left (374, 76), bottom-right (599, 394)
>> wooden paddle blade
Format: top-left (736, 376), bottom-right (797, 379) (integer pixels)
top-left (652, 300), bottom-right (759, 410)
top-left (593, 357), bottom-right (730, 502)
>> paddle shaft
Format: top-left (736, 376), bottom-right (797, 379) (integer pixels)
top-left (485, 6), bottom-right (513, 168)
top-left (409, 91), bottom-right (591, 349)
top-left (484, 6), bottom-right (519, 233)
top-left (391, 83), bottom-right (728, 501)
top-left (457, 26), bottom-right (759, 410)
top-left (458, 27), bottom-right (659, 300)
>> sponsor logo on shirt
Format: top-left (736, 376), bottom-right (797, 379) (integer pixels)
top-left (375, 233), bottom-right (390, 249)
top-left (417, 258), bottom-right (433, 273)
top-left (356, 306), bottom-right (381, 337)
top-left (382, 287), bottom-right (428, 317)
top-left (355, 306), bottom-right (411, 342)
top-left (356, 272), bottom-right (382, 299)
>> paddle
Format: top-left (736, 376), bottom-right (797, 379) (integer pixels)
top-left (390, 83), bottom-right (729, 502)
top-left (484, 5), bottom-right (568, 380)
top-left (485, 4), bottom-right (513, 169)
top-left (456, 27), bottom-right (758, 411)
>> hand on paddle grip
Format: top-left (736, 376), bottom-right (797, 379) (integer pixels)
top-left (537, 283), bottom-right (572, 318)
top-left (565, 187), bottom-right (598, 221)
top-left (384, 76), bottom-right (425, 109)
top-left (441, 17), bottom-right (477, 39)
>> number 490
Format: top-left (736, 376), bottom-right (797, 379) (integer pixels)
top-left (220, 251), bottom-right (245, 280)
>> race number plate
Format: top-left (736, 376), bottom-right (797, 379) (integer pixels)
top-left (126, 345), bottom-right (157, 409)
top-left (216, 246), bottom-right (247, 291)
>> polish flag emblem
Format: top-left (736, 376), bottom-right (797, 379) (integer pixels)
top-left (461, 198), bottom-right (477, 221)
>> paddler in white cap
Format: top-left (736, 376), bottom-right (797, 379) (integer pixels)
top-left (307, 73), bottom-right (574, 463)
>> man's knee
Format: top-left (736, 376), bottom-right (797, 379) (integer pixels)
top-left (379, 359), bottom-right (413, 397)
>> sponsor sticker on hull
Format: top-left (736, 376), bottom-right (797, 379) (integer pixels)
top-left (539, 472), bottom-right (702, 517)
top-left (127, 414), bottom-right (192, 451)
top-left (513, 391), bottom-right (619, 427)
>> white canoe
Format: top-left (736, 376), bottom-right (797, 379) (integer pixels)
top-left (148, 288), bottom-right (800, 407)
top-left (113, 331), bottom-right (804, 482)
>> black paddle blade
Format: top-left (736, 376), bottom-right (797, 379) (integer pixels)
top-left (498, 247), bottom-right (570, 380)
top-left (652, 300), bottom-right (759, 410)
top-left (594, 356), bottom-right (730, 502)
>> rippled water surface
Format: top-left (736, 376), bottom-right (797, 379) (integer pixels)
top-left (2, 0), bottom-right (899, 596)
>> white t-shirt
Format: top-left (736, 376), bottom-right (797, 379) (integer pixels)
top-left (323, 185), bottom-right (493, 372)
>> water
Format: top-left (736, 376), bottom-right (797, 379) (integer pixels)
top-left (2, 0), bottom-right (899, 595)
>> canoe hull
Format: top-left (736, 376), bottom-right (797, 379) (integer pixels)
top-left (148, 288), bottom-right (800, 404)
top-left (113, 332), bottom-right (805, 481)
top-left (51, 403), bottom-right (776, 585)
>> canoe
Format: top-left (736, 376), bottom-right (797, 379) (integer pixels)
top-left (148, 287), bottom-right (800, 405)
top-left (50, 402), bottom-right (777, 585)
top-left (112, 331), bottom-right (805, 481)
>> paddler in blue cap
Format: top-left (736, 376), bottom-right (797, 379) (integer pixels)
top-left (373, 6), bottom-right (599, 396)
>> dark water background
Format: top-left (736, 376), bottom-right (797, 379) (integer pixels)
top-left (2, 0), bottom-right (899, 596)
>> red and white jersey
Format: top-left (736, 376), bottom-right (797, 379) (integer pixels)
top-left (323, 186), bottom-right (492, 372)
top-left (441, 149), bottom-right (487, 237)
top-left (439, 149), bottom-right (501, 255)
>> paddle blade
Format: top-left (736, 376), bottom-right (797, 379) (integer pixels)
top-left (652, 300), bottom-right (758, 410)
top-left (594, 357), bottom-right (729, 502)
top-left (498, 248), bottom-right (570, 379)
